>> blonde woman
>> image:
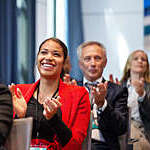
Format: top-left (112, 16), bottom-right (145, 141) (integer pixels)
top-left (121, 50), bottom-right (150, 150)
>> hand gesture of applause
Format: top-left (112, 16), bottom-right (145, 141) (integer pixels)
top-left (9, 84), bottom-right (27, 118)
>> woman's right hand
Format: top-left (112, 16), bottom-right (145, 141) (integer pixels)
top-left (9, 84), bottom-right (27, 118)
top-left (131, 77), bottom-right (145, 97)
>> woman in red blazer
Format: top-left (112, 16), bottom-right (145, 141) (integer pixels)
top-left (9, 37), bottom-right (91, 150)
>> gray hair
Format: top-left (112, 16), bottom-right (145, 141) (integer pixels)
top-left (77, 41), bottom-right (106, 60)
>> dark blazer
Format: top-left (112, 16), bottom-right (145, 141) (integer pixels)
top-left (78, 78), bottom-right (128, 150)
top-left (122, 81), bottom-right (150, 142)
top-left (0, 84), bottom-right (13, 147)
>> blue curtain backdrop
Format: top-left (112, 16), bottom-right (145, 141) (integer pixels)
top-left (144, 0), bottom-right (150, 16)
top-left (144, 0), bottom-right (150, 36)
top-left (66, 0), bottom-right (84, 81)
top-left (24, 0), bottom-right (36, 83)
top-left (0, 0), bottom-right (35, 85)
top-left (0, 0), bottom-right (18, 84)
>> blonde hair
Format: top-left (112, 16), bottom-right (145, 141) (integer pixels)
top-left (121, 50), bottom-right (150, 82)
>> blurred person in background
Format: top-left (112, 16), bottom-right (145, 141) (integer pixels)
top-left (61, 55), bottom-right (77, 85)
top-left (0, 84), bottom-right (13, 149)
top-left (60, 55), bottom-right (71, 79)
top-left (120, 50), bottom-right (150, 150)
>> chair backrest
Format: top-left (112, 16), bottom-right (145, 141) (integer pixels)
top-left (119, 107), bottom-right (131, 150)
top-left (128, 107), bottom-right (131, 139)
top-left (5, 117), bottom-right (33, 150)
top-left (82, 121), bottom-right (91, 150)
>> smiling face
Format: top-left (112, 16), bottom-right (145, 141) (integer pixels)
top-left (79, 44), bottom-right (107, 82)
top-left (130, 51), bottom-right (148, 75)
top-left (37, 39), bottom-right (64, 79)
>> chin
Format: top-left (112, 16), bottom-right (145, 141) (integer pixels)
top-left (40, 72), bottom-right (55, 77)
top-left (89, 76), bottom-right (99, 81)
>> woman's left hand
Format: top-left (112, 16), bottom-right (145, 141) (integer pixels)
top-left (43, 96), bottom-right (62, 120)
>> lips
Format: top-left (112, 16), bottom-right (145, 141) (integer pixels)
top-left (89, 69), bottom-right (97, 73)
top-left (136, 65), bottom-right (144, 68)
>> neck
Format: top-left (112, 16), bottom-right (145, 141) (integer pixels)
top-left (39, 77), bottom-right (60, 99)
top-left (130, 71), bottom-right (143, 81)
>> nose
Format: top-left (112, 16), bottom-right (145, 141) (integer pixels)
top-left (45, 52), bottom-right (53, 60)
top-left (137, 58), bottom-right (142, 63)
top-left (90, 58), bottom-right (96, 66)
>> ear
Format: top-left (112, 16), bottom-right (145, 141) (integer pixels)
top-left (103, 57), bottom-right (107, 68)
top-left (79, 60), bottom-right (83, 70)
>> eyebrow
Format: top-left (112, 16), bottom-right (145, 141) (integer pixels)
top-left (40, 48), bottom-right (61, 51)
top-left (40, 48), bottom-right (48, 51)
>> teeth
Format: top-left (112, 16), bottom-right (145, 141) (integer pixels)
top-left (43, 64), bottom-right (53, 67)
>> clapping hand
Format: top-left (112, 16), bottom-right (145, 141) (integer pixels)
top-left (131, 77), bottom-right (145, 97)
top-left (109, 74), bottom-right (120, 85)
top-left (91, 81), bottom-right (108, 107)
top-left (43, 96), bottom-right (62, 120)
top-left (9, 84), bottom-right (27, 118)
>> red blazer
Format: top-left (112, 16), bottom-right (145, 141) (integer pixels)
top-left (14, 79), bottom-right (91, 150)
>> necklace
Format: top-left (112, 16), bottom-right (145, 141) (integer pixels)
top-left (37, 85), bottom-right (59, 105)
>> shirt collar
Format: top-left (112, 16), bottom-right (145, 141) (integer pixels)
top-left (83, 77), bottom-right (103, 85)
top-left (127, 79), bottom-right (131, 88)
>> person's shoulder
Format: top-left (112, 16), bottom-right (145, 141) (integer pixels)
top-left (63, 82), bottom-right (87, 92)
top-left (0, 84), bottom-right (8, 89)
top-left (16, 83), bottom-right (34, 88)
top-left (15, 82), bottom-right (37, 95)
top-left (145, 81), bottom-right (150, 86)
top-left (60, 82), bottom-right (87, 97)
top-left (0, 84), bottom-right (11, 102)
top-left (60, 82), bottom-right (89, 105)
top-left (108, 81), bottom-right (128, 93)
top-left (16, 80), bottom-right (39, 89)
top-left (0, 84), bottom-right (9, 93)
top-left (108, 81), bottom-right (120, 88)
